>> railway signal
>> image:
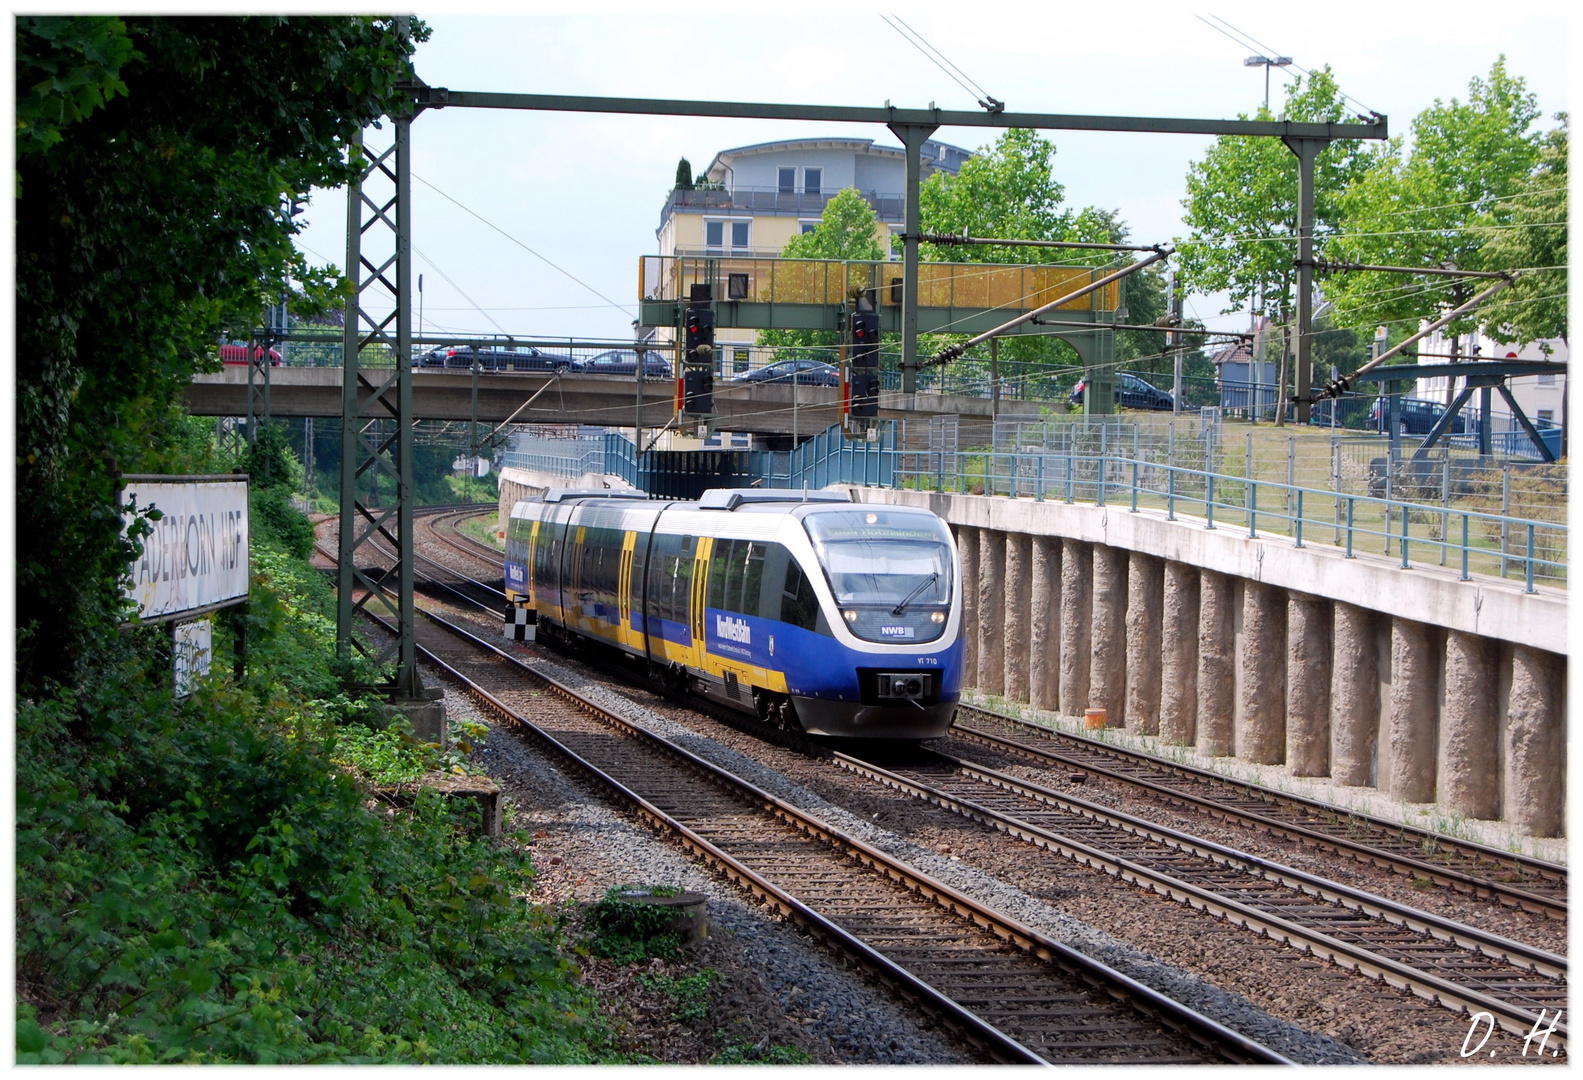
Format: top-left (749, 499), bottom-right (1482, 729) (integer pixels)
top-left (681, 283), bottom-right (715, 420)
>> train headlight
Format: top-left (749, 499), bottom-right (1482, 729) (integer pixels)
top-left (930, 610), bottom-right (946, 624)
top-left (865, 513), bottom-right (878, 524)
top-left (843, 609), bottom-right (858, 623)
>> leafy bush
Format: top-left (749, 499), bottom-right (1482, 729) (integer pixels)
top-left (585, 885), bottom-right (686, 964)
top-left (15, 509), bottom-right (607, 1063)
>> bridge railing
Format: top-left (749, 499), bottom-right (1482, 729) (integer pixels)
top-left (893, 448), bottom-right (1566, 590)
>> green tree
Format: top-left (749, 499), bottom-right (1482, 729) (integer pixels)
top-left (781, 187), bottom-right (886, 261)
top-left (1324, 58), bottom-right (1543, 332)
top-left (16, 16), bottom-right (423, 693)
top-left (917, 129), bottom-right (1071, 261)
top-left (915, 130), bottom-right (1156, 394)
top-left (1478, 114), bottom-right (1568, 347)
top-left (1177, 67), bottom-right (1370, 322)
top-left (756, 188), bottom-right (886, 361)
top-left (674, 156), bottom-right (692, 190)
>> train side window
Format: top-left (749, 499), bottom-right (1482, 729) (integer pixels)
top-left (673, 536), bottom-right (695, 625)
top-left (780, 558), bottom-right (821, 631)
top-left (741, 542), bottom-right (766, 617)
top-left (708, 539), bottom-right (734, 610)
top-left (722, 538), bottom-right (747, 614)
top-left (651, 533), bottom-right (678, 624)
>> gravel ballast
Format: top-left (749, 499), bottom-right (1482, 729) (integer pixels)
top-left (441, 676), bottom-right (973, 1065)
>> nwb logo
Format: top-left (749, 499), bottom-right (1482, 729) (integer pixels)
top-left (715, 615), bottom-right (751, 644)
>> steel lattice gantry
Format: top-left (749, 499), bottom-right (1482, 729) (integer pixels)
top-left (335, 114), bottom-right (423, 697)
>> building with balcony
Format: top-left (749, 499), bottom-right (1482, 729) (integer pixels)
top-left (653, 136), bottom-right (972, 377)
top-left (657, 136), bottom-right (971, 258)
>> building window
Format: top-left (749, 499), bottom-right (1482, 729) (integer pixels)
top-left (778, 167), bottom-right (796, 194)
top-left (1538, 371), bottom-right (1556, 385)
top-left (705, 221), bottom-right (724, 251)
top-left (733, 348), bottom-right (750, 374)
top-left (1537, 409), bottom-right (1555, 427)
top-left (804, 167), bottom-right (822, 195)
top-left (731, 221), bottom-right (749, 251)
top-left (800, 221), bottom-right (819, 235)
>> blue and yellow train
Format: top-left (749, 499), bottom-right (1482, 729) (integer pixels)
top-left (504, 488), bottom-right (963, 739)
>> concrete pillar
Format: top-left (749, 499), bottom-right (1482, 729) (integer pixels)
top-left (1003, 533), bottom-right (1032, 703)
top-left (1286, 593), bottom-right (1332, 777)
top-left (1089, 544), bottom-right (1128, 726)
top-left (1505, 646), bottom-right (1565, 837)
top-left (1239, 582), bottom-right (1286, 765)
top-left (1439, 631), bottom-right (1499, 820)
top-left (1388, 617), bottom-right (1437, 804)
top-left (1058, 539), bottom-right (1092, 717)
top-left (1029, 537), bottom-right (1061, 711)
top-left (1125, 552), bottom-right (1163, 735)
top-left (977, 530), bottom-right (1006, 696)
top-left (957, 527), bottom-right (979, 686)
top-left (1196, 570), bottom-right (1234, 756)
top-left (1158, 561), bottom-right (1199, 746)
top-left (1330, 603), bottom-right (1378, 786)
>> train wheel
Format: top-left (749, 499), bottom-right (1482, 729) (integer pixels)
top-left (774, 697), bottom-right (804, 733)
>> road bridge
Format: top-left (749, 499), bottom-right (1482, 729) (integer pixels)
top-left (184, 366), bottom-right (1052, 437)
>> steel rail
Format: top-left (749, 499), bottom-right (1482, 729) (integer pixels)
top-left (380, 599), bottom-right (1291, 1064)
top-left (949, 707), bottom-right (1567, 918)
top-left (418, 645), bottom-right (1044, 1064)
top-left (833, 750), bottom-right (1567, 1047)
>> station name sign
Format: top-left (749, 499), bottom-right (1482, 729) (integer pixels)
top-left (122, 475), bottom-right (250, 622)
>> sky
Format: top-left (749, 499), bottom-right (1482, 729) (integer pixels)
top-left (289, 3), bottom-right (1572, 345)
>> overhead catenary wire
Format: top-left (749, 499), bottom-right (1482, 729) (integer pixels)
top-left (927, 249), bottom-right (1175, 368)
top-left (1315, 272), bottom-right (1524, 401)
top-left (412, 171), bottom-right (635, 318)
top-left (880, 14), bottom-right (1004, 112)
top-left (1196, 13), bottom-right (1379, 120)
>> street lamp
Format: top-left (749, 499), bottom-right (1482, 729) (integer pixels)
top-left (1244, 55), bottom-right (1293, 111)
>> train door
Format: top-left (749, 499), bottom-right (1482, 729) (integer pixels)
top-left (689, 539), bottom-right (712, 669)
top-left (618, 530), bottom-right (638, 650)
top-left (525, 520), bottom-right (540, 605)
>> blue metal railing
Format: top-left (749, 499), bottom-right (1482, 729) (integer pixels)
top-left (893, 448), bottom-right (1566, 591)
top-left (501, 437), bottom-right (606, 480)
top-left (603, 424), bottom-right (894, 495)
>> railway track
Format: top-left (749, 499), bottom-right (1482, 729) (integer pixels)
top-left (833, 746), bottom-right (1567, 1049)
top-left (949, 706), bottom-right (1568, 922)
top-left (390, 509), bottom-right (1569, 1059)
top-left (355, 592), bottom-right (1288, 1064)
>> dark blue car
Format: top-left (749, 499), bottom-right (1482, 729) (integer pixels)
top-left (733, 359), bottom-right (840, 387)
top-left (418, 345), bottom-right (573, 373)
top-left (574, 349), bottom-right (673, 378)
top-left (1068, 371), bottom-right (1175, 411)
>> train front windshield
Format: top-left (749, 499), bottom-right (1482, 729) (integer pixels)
top-left (803, 510), bottom-right (955, 644)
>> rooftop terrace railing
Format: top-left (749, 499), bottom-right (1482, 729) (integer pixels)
top-left (639, 254), bottom-right (1120, 314)
top-left (660, 185), bottom-right (906, 227)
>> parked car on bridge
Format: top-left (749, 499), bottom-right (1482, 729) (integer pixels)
top-left (574, 349), bottom-right (672, 378)
top-left (418, 345), bottom-right (574, 373)
top-left (732, 359), bottom-right (840, 387)
top-left (1067, 371), bottom-right (1174, 411)
top-left (1368, 397), bottom-right (1468, 436)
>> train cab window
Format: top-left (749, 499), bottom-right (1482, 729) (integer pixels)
top-left (780, 559), bottom-right (821, 631)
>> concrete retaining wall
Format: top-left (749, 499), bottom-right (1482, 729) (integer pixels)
top-left (496, 466), bottom-right (633, 537)
top-left (843, 487), bottom-right (1568, 837)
